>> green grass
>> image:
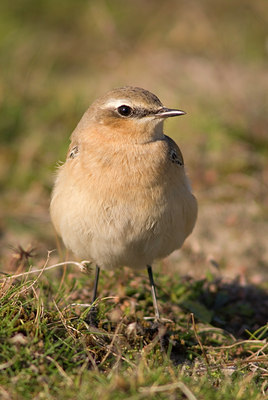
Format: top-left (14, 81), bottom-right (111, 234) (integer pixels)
top-left (0, 252), bottom-right (267, 399)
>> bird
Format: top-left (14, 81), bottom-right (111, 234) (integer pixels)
top-left (50, 86), bottom-right (197, 320)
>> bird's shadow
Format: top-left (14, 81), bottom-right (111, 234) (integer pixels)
top-left (158, 276), bottom-right (268, 364)
top-left (178, 276), bottom-right (268, 337)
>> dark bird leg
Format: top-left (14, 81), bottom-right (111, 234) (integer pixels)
top-left (92, 265), bottom-right (100, 303)
top-left (86, 265), bottom-right (100, 326)
top-left (147, 265), bottom-right (160, 320)
top-left (147, 266), bottom-right (172, 354)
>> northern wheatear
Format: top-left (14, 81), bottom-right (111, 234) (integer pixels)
top-left (50, 86), bottom-right (197, 319)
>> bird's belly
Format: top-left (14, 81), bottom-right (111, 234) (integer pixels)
top-left (52, 179), bottom-right (195, 270)
top-left (50, 150), bottom-right (197, 270)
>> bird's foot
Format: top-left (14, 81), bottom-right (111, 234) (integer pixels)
top-left (143, 316), bottom-right (174, 353)
top-left (85, 304), bottom-right (99, 327)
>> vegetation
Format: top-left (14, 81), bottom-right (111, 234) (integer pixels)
top-left (0, 0), bottom-right (267, 398)
top-left (0, 251), bottom-right (267, 399)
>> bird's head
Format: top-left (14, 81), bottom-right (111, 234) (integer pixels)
top-left (75, 86), bottom-right (186, 144)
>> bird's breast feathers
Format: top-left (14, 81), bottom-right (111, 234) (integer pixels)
top-left (50, 136), bottom-right (197, 267)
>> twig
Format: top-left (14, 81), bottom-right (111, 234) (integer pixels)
top-left (203, 340), bottom-right (266, 350)
top-left (246, 342), bottom-right (268, 360)
top-left (0, 259), bottom-right (91, 281)
top-left (140, 381), bottom-right (198, 400)
top-left (46, 356), bottom-right (73, 385)
top-left (10, 251), bottom-right (51, 297)
top-left (53, 299), bottom-right (76, 339)
top-left (100, 320), bottom-right (124, 366)
top-left (191, 313), bottom-right (209, 366)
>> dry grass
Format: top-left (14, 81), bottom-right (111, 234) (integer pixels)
top-left (0, 251), bottom-right (267, 399)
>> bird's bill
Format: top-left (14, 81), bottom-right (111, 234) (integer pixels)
top-left (155, 107), bottom-right (186, 118)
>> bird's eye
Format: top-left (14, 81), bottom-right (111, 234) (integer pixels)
top-left (117, 105), bottom-right (133, 117)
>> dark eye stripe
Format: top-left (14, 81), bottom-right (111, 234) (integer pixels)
top-left (112, 106), bottom-right (157, 119)
top-left (132, 108), bottom-right (156, 118)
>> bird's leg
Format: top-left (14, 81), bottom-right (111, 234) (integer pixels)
top-left (147, 265), bottom-right (160, 320)
top-left (86, 265), bottom-right (100, 326)
top-left (147, 266), bottom-right (172, 354)
top-left (92, 265), bottom-right (100, 303)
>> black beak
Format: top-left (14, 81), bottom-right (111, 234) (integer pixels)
top-left (155, 107), bottom-right (186, 118)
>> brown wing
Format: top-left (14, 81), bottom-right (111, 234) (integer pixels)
top-left (164, 135), bottom-right (184, 166)
top-left (67, 142), bottom-right (79, 159)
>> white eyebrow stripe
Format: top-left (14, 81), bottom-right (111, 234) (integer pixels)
top-left (103, 99), bottom-right (132, 109)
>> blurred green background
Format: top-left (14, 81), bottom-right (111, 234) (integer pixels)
top-left (0, 0), bottom-right (267, 280)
